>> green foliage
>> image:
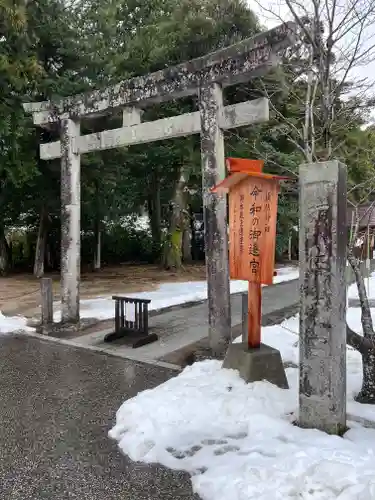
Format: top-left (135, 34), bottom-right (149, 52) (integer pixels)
top-left (82, 221), bottom-right (154, 265)
top-left (123, 0), bottom-right (259, 73)
top-left (276, 193), bottom-right (298, 259)
top-left (1, 0), bottom-right (375, 272)
top-left (0, 1), bottom-right (41, 191)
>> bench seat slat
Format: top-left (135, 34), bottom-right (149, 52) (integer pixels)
top-left (112, 295), bottom-right (151, 304)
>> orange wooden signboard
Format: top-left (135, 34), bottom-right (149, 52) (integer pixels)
top-left (212, 158), bottom-right (286, 349)
top-left (229, 176), bottom-right (279, 284)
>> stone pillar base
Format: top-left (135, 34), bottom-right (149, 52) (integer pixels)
top-left (223, 342), bottom-right (289, 389)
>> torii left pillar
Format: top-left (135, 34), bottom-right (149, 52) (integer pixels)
top-left (60, 118), bottom-right (81, 323)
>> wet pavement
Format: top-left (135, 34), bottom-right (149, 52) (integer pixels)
top-left (0, 334), bottom-right (199, 500)
top-left (73, 278), bottom-right (301, 362)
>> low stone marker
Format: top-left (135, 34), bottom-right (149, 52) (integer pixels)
top-left (40, 277), bottom-right (53, 327)
top-left (214, 157), bottom-right (288, 388)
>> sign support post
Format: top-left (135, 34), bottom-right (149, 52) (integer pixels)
top-left (214, 158), bottom-right (288, 388)
top-left (248, 281), bottom-right (262, 348)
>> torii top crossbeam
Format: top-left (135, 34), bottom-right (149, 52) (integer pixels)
top-left (23, 22), bottom-right (297, 125)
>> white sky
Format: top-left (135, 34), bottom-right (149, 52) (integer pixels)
top-left (250, 0), bottom-right (375, 123)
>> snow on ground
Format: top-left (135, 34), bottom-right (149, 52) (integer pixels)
top-left (0, 312), bottom-right (34, 334)
top-left (109, 307), bottom-right (375, 500)
top-left (1, 266), bottom-right (298, 329)
top-left (273, 266), bottom-right (300, 284)
top-left (348, 268), bottom-right (375, 299)
top-left (52, 266), bottom-right (299, 322)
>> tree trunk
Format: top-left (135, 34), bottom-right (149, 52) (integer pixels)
top-left (347, 249), bottom-right (375, 403)
top-left (93, 179), bottom-right (102, 271)
top-left (148, 170), bottom-right (162, 260)
top-left (182, 205), bottom-right (193, 263)
top-left (182, 227), bottom-right (192, 263)
top-left (46, 242), bottom-right (52, 270)
top-left (0, 225), bottom-right (10, 276)
top-left (163, 227), bottom-right (183, 269)
top-left (94, 223), bottom-right (101, 271)
top-left (34, 206), bottom-right (49, 278)
top-left (288, 233), bottom-right (292, 261)
top-left (356, 350), bottom-right (375, 404)
top-left (47, 240), bottom-right (58, 271)
top-left (162, 167), bottom-right (190, 270)
top-left (348, 251), bottom-right (374, 336)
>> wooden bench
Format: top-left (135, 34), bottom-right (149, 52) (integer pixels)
top-left (104, 296), bottom-right (158, 348)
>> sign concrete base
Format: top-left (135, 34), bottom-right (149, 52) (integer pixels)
top-left (223, 342), bottom-right (289, 389)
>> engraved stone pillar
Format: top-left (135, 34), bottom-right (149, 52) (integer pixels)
top-left (60, 118), bottom-right (81, 323)
top-left (299, 160), bottom-right (347, 434)
top-left (199, 83), bottom-right (231, 355)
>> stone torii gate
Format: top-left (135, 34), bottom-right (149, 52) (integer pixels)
top-left (24, 22), bottom-right (297, 354)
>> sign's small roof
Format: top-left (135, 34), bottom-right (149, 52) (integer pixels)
top-left (211, 157), bottom-right (289, 194)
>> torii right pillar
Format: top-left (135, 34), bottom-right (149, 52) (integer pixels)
top-left (299, 160), bottom-right (347, 435)
top-left (199, 83), bottom-right (231, 356)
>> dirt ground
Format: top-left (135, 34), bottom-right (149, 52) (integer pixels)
top-left (0, 263), bottom-right (207, 318)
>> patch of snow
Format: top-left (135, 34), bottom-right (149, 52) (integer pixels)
top-left (273, 266), bottom-right (299, 284)
top-left (52, 281), bottom-right (249, 322)
top-left (126, 214), bottom-right (150, 232)
top-left (109, 306), bottom-right (375, 500)
top-left (348, 270), bottom-right (375, 299)
top-left (0, 312), bottom-right (34, 334)
top-left (52, 269), bottom-right (299, 322)
top-left (104, 214), bottom-right (151, 233)
top-left (346, 307), bottom-right (375, 334)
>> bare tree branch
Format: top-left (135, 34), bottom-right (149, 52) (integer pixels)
top-left (347, 248), bottom-right (374, 337)
top-left (347, 325), bottom-right (375, 354)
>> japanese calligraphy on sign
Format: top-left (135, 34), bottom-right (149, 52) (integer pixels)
top-left (229, 176), bottom-right (279, 283)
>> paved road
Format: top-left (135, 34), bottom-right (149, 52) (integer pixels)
top-left (0, 334), bottom-right (198, 500)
